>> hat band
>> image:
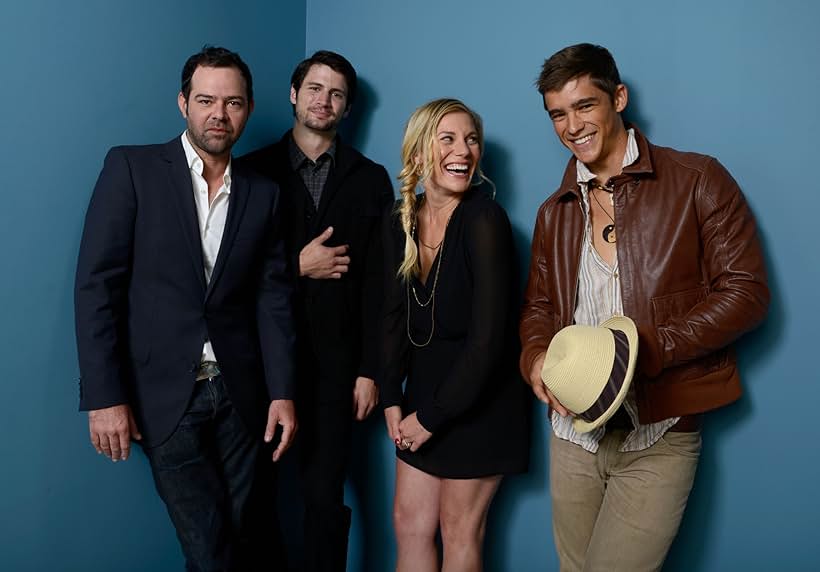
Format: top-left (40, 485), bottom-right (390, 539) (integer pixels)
top-left (578, 329), bottom-right (630, 423)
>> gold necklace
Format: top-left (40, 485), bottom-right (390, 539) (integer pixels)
top-left (416, 199), bottom-right (455, 251)
top-left (406, 211), bottom-right (452, 347)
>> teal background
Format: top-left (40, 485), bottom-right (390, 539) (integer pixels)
top-left (2, 0), bottom-right (818, 569)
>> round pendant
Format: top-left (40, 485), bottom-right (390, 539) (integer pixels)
top-left (603, 224), bottom-right (616, 243)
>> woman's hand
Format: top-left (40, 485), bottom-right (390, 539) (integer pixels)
top-left (384, 405), bottom-right (403, 447)
top-left (398, 412), bottom-right (433, 452)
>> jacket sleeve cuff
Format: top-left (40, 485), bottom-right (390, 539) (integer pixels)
top-left (520, 346), bottom-right (547, 382)
top-left (638, 327), bottom-right (664, 378)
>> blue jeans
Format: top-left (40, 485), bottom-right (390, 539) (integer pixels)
top-left (144, 376), bottom-right (273, 572)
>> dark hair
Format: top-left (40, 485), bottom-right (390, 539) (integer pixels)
top-left (290, 50), bottom-right (357, 110)
top-left (181, 46), bottom-right (254, 103)
top-left (536, 43), bottom-right (621, 103)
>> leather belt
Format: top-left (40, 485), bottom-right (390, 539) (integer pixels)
top-left (196, 361), bottom-right (221, 381)
top-left (669, 414), bottom-right (702, 432)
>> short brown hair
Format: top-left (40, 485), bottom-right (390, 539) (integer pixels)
top-left (181, 46), bottom-right (253, 103)
top-left (536, 43), bottom-right (621, 103)
top-left (290, 50), bottom-right (357, 111)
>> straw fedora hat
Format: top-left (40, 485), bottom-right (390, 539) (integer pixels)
top-left (540, 316), bottom-right (639, 433)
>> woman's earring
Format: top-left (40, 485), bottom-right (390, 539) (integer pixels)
top-left (470, 169), bottom-right (482, 187)
top-left (472, 170), bottom-right (497, 200)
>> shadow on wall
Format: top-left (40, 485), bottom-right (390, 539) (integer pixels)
top-left (482, 139), bottom-right (516, 208)
top-left (338, 77), bottom-right (380, 152)
top-left (482, 136), bottom-right (536, 303)
top-left (483, 134), bottom-right (550, 571)
top-left (347, 415), bottom-right (396, 572)
top-left (621, 76), bottom-right (652, 135)
top-left (485, 397), bottom-right (549, 571)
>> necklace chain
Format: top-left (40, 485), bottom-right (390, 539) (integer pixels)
top-left (406, 210), bottom-right (452, 347)
top-left (590, 187), bottom-right (615, 224)
top-left (419, 238), bottom-right (443, 250)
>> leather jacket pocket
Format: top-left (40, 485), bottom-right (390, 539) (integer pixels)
top-left (651, 286), bottom-right (708, 325)
top-left (650, 286), bottom-right (729, 380)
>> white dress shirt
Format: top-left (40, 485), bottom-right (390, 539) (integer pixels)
top-left (181, 132), bottom-right (232, 366)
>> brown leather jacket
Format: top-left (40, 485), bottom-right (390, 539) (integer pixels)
top-left (520, 127), bottom-right (769, 423)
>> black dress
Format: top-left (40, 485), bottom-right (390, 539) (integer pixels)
top-left (380, 189), bottom-right (530, 478)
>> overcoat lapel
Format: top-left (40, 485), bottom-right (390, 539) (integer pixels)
top-left (313, 142), bottom-right (355, 228)
top-left (163, 139), bottom-right (207, 295)
top-left (285, 166), bottom-right (312, 245)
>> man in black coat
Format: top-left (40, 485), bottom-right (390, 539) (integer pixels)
top-left (243, 51), bottom-right (393, 571)
top-left (75, 47), bottom-right (296, 570)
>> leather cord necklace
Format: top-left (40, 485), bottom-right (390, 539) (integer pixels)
top-left (589, 182), bottom-right (616, 244)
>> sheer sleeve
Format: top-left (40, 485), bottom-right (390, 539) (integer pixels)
top-left (416, 200), bottom-right (514, 432)
top-left (378, 203), bottom-right (409, 408)
top-left (357, 165), bottom-right (395, 380)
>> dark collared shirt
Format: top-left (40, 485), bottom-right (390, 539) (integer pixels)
top-left (289, 137), bottom-right (336, 209)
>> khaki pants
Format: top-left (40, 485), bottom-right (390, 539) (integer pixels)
top-left (550, 429), bottom-right (701, 572)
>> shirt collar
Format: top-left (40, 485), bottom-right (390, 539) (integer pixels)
top-left (288, 135), bottom-right (336, 170)
top-left (181, 131), bottom-right (232, 191)
top-left (576, 128), bottom-right (638, 185)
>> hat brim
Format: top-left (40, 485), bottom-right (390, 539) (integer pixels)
top-left (572, 316), bottom-right (639, 433)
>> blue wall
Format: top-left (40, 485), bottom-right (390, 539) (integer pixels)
top-left (306, 0), bottom-right (820, 570)
top-left (0, 1), bottom-right (304, 569)
top-left (2, 0), bottom-right (818, 569)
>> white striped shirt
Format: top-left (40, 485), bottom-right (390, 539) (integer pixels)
top-left (550, 129), bottom-right (679, 453)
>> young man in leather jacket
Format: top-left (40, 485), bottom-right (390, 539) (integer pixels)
top-left (520, 43), bottom-right (769, 571)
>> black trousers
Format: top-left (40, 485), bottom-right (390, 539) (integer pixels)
top-left (298, 389), bottom-right (354, 572)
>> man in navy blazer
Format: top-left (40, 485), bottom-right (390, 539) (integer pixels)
top-left (75, 46), bottom-right (295, 570)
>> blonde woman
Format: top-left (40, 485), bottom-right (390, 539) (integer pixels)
top-left (380, 99), bottom-right (530, 571)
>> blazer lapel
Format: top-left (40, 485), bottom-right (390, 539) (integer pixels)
top-left (164, 138), bottom-right (207, 294)
top-left (206, 165), bottom-right (250, 300)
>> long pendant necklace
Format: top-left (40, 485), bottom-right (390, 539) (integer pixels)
top-left (590, 185), bottom-right (617, 244)
top-left (406, 212), bottom-right (452, 347)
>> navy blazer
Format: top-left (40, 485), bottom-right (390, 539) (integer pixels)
top-left (75, 137), bottom-right (295, 446)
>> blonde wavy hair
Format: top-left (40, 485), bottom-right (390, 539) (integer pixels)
top-left (395, 98), bottom-right (485, 281)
